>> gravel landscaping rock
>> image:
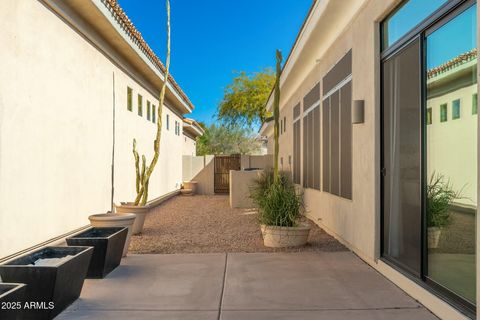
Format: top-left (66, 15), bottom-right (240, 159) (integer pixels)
top-left (129, 195), bottom-right (347, 254)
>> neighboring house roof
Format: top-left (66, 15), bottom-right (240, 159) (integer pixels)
top-left (427, 49), bottom-right (477, 79)
top-left (183, 118), bottom-right (205, 138)
top-left (103, 0), bottom-right (193, 110)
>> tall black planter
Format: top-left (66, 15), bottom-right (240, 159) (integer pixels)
top-left (66, 227), bottom-right (127, 278)
top-left (0, 246), bottom-right (93, 320)
top-left (0, 283), bottom-right (26, 320)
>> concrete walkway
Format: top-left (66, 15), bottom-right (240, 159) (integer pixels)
top-left (58, 252), bottom-right (438, 320)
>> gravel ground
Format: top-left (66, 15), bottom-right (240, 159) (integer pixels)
top-left (129, 195), bottom-right (347, 254)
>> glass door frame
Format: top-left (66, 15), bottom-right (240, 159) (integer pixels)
top-left (380, 0), bottom-right (477, 316)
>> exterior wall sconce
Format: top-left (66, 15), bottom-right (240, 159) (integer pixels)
top-left (352, 100), bottom-right (365, 124)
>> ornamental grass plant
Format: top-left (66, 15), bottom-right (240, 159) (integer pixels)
top-left (250, 170), bottom-right (304, 227)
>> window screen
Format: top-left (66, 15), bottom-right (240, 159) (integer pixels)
top-left (293, 103), bottom-right (301, 184)
top-left (322, 51), bottom-right (353, 199)
top-left (302, 84), bottom-right (321, 190)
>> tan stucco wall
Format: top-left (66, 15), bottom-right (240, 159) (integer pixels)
top-left (267, 0), bottom-right (395, 262)
top-left (191, 155), bottom-right (215, 195)
top-left (0, 0), bottom-right (185, 258)
top-left (263, 0), bottom-right (476, 318)
top-left (229, 170), bottom-right (261, 208)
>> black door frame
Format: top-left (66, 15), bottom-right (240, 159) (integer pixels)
top-left (380, 0), bottom-right (477, 316)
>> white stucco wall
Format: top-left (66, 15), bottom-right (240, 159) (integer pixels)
top-left (183, 134), bottom-right (197, 156)
top-left (427, 83), bottom-right (477, 206)
top-left (0, 0), bottom-right (184, 258)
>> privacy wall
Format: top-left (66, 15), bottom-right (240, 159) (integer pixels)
top-left (0, 0), bottom-right (184, 258)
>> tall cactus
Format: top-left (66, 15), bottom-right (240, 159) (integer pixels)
top-left (273, 49), bottom-right (282, 183)
top-left (133, 0), bottom-right (171, 206)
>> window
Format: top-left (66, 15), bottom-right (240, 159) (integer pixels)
top-left (280, 119), bottom-right (283, 134)
top-left (283, 116), bottom-right (286, 132)
top-left (381, 0), bottom-right (448, 50)
top-left (138, 94), bottom-right (143, 116)
top-left (152, 105), bottom-right (156, 123)
top-left (382, 37), bottom-right (422, 276)
top-left (425, 4), bottom-right (477, 306)
top-left (292, 104), bottom-right (301, 184)
top-left (322, 50), bottom-right (352, 199)
top-left (473, 93), bottom-right (477, 115)
top-left (127, 87), bottom-right (133, 111)
top-left (440, 103), bottom-right (447, 122)
top-left (147, 101), bottom-right (151, 121)
top-left (381, 2), bottom-right (478, 311)
top-left (302, 83), bottom-right (320, 190)
top-left (452, 99), bottom-right (461, 120)
top-left (166, 114), bottom-right (170, 130)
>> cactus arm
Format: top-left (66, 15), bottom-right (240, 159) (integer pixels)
top-left (131, 0), bottom-right (170, 206)
top-left (273, 49), bottom-right (282, 183)
top-left (133, 139), bottom-right (141, 194)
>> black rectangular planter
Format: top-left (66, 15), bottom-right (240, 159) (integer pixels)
top-left (0, 246), bottom-right (93, 320)
top-left (0, 283), bottom-right (27, 320)
top-left (66, 227), bottom-right (127, 278)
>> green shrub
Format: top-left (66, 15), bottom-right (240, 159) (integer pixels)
top-left (427, 172), bottom-right (461, 228)
top-left (250, 170), bottom-right (304, 227)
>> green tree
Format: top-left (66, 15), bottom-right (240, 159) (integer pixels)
top-left (217, 69), bottom-right (275, 127)
top-left (196, 124), bottom-right (261, 156)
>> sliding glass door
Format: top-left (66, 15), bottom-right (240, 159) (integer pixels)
top-left (382, 37), bottom-right (422, 276)
top-left (381, 0), bottom-right (477, 313)
top-left (425, 3), bottom-right (477, 305)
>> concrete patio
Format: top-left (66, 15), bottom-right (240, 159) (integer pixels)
top-left (58, 252), bottom-right (438, 320)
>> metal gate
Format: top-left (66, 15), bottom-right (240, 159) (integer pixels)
top-left (214, 155), bottom-right (241, 194)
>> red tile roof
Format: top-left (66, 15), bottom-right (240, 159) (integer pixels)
top-left (427, 49), bottom-right (477, 79)
top-left (103, 0), bottom-right (193, 110)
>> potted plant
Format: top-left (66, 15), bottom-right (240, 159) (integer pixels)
top-left (66, 227), bottom-right (128, 278)
top-left (250, 50), bottom-right (310, 248)
top-left (0, 283), bottom-right (26, 320)
top-left (181, 181), bottom-right (198, 195)
top-left (116, 0), bottom-right (172, 235)
top-left (88, 213), bottom-right (136, 257)
top-left (0, 246), bottom-right (93, 320)
top-left (427, 173), bottom-right (461, 249)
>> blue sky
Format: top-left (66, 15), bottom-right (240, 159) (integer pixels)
top-left (117, 0), bottom-right (312, 125)
top-left (386, 0), bottom-right (477, 68)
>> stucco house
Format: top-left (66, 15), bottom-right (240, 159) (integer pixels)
top-left (0, 0), bottom-right (194, 259)
top-left (260, 0), bottom-right (479, 319)
top-left (182, 118), bottom-right (204, 156)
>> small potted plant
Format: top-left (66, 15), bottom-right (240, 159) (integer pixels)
top-left (427, 173), bottom-right (461, 249)
top-left (181, 181), bottom-right (198, 195)
top-left (250, 50), bottom-right (310, 248)
top-left (66, 227), bottom-right (128, 278)
top-left (0, 246), bottom-right (93, 320)
top-left (0, 283), bottom-right (26, 320)
top-left (116, 0), bottom-right (172, 235)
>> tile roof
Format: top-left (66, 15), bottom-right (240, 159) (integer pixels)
top-left (427, 49), bottom-right (477, 79)
top-left (103, 0), bottom-right (193, 110)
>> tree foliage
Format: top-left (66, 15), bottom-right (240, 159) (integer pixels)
top-left (196, 124), bottom-right (261, 156)
top-left (217, 69), bottom-right (275, 127)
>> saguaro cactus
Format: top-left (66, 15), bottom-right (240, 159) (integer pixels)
top-left (133, 0), bottom-right (171, 206)
top-left (273, 49), bottom-right (282, 183)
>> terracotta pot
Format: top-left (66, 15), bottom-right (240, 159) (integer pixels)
top-left (260, 223), bottom-right (311, 248)
top-left (428, 227), bottom-right (442, 249)
top-left (183, 181), bottom-right (198, 195)
top-left (115, 203), bottom-right (149, 235)
top-left (88, 213), bottom-right (136, 257)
